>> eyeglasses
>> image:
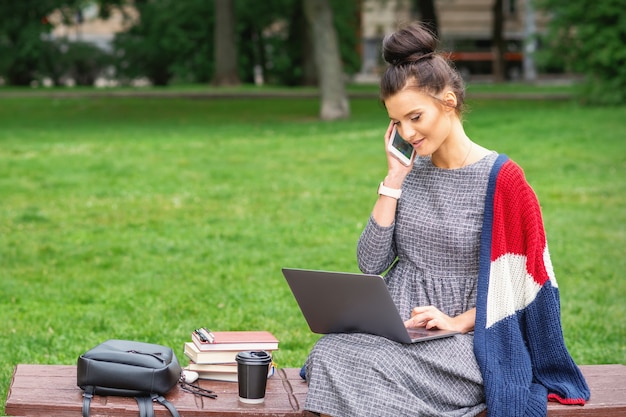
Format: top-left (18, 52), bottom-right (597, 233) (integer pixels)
top-left (179, 380), bottom-right (218, 399)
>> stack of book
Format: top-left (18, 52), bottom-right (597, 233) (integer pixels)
top-left (183, 329), bottom-right (279, 382)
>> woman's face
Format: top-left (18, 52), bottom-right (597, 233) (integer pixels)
top-left (384, 88), bottom-right (456, 157)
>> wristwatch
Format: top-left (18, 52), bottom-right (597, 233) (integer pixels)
top-left (378, 182), bottom-right (402, 199)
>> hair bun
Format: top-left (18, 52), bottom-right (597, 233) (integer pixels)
top-left (382, 23), bottom-right (438, 66)
top-left (379, 22), bottom-right (465, 112)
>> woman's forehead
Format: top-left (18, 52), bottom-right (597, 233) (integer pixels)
top-left (384, 89), bottom-right (436, 118)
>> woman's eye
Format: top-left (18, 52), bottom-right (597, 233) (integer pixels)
top-left (411, 114), bottom-right (421, 121)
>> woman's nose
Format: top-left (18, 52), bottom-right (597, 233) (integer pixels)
top-left (400, 126), bottom-right (417, 141)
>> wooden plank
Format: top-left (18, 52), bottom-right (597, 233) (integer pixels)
top-left (5, 365), bottom-right (309, 417)
top-left (544, 364), bottom-right (626, 417)
top-left (5, 365), bottom-right (626, 416)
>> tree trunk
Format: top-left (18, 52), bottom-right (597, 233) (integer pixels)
top-left (414, 0), bottom-right (439, 38)
top-left (302, 0), bottom-right (350, 120)
top-left (288, 1), bottom-right (317, 86)
top-left (301, 11), bottom-right (318, 86)
top-left (492, 0), bottom-right (506, 83)
top-left (523, 0), bottom-right (537, 81)
top-left (212, 0), bottom-right (240, 86)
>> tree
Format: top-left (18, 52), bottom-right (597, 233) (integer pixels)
top-left (235, 0), bottom-right (304, 86)
top-left (0, 0), bottom-right (131, 86)
top-left (212, 0), bottom-right (240, 86)
top-left (302, 0), bottom-right (350, 120)
top-left (269, 0), bottom-right (360, 87)
top-left (0, 0), bottom-right (78, 85)
top-left (413, 0), bottom-right (439, 38)
top-left (538, 0), bottom-right (626, 105)
top-left (0, 0), bottom-right (360, 90)
top-left (113, 0), bottom-right (214, 86)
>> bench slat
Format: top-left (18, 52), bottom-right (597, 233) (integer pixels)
top-left (5, 364), bottom-right (625, 416)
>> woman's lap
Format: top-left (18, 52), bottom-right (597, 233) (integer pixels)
top-left (304, 333), bottom-right (485, 417)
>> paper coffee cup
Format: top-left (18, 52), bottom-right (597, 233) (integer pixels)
top-left (236, 351), bottom-right (272, 404)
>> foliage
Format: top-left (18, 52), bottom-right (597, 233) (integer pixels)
top-left (38, 39), bottom-right (113, 86)
top-left (0, 0), bottom-right (360, 87)
top-left (65, 41), bottom-right (113, 85)
top-left (330, 0), bottom-right (361, 76)
top-left (0, 0), bottom-right (124, 86)
top-left (0, 0), bottom-right (72, 85)
top-left (236, 0), bottom-right (300, 85)
top-left (112, 0), bottom-right (360, 86)
top-left (237, 0), bottom-right (360, 86)
top-left (538, 0), bottom-right (626, 105)
top-left (112, 0), bottom-right (215, 85)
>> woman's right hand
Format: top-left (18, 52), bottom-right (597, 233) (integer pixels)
top-left (370, 122), bottom-right (413, 227)
top-left (383, 121), bottom-right (413, 189)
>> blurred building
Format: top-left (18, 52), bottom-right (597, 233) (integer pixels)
top-left (359, 0), bottom-right (549, 81)
top-left (48, 3), bottom-right (136, 51)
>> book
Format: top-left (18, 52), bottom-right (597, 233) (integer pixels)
top-left (188, 362), bottom-right (275, 383)
top-left (186, 362), bottom-right (237, 373)
top-left (191, 330), bottom-right (279, 352)
top-left (184, 342), bottom-right (242, 364)
top-left (196, 370), bottom-right (239, 383)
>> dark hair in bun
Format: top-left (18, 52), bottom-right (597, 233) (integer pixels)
top-left (380, 23), bottom-right (465, 114)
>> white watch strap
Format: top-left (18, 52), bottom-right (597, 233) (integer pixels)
top-left (378, 182), bottom-right (402, 199)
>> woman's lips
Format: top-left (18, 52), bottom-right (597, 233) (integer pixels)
top-left (412, 138), bottom-right (425, 149)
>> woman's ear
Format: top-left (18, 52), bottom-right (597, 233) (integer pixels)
top-left (442, 91), bottom-right (458, 112)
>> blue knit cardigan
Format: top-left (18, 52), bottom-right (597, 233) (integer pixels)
top-left (474, 154), bottom-right (590, 416)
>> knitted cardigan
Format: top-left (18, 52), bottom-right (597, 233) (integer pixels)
top-left (474, 154), bottom-right (590, 417)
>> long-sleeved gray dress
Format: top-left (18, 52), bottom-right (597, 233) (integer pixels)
top-left (303, 153), bottom-right (498, 417)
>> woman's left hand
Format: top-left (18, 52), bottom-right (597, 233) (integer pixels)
top-left (403, 306), bottom-right (476, 334)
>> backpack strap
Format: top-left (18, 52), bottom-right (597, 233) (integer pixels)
top-left (82, 386), bottom-right (94, 417)
top-left (81, 387), bottom-right (179, 417)
top-left (152, 394), bottom-right (181, 417)
top-left (136, 396), bottom-right (154, 417)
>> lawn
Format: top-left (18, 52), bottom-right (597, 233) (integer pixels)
top-left (0, 90), bottom-right (624, 414)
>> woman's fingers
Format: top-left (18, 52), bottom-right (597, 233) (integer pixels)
top-left (405, 306), bottom-right (452, 330)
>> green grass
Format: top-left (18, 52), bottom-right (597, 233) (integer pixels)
top-left (0, 92), bottom-right (624, 414)
top-left (0, 80), bottom-right (577, 96)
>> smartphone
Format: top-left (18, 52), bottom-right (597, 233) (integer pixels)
top-left (387, 126), bottom-right (416, 166)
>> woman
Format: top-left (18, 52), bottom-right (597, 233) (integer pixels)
top-left (302, 23), bottom-right (589, 417)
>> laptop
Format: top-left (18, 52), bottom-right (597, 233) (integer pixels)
top-left (282, 268), bottom-right (460, 344)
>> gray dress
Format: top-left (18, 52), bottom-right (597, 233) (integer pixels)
top-left (304, 153), bottom-right (498, 417)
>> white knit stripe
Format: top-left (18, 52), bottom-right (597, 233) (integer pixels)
top-left (486, 253), bottom-right (543, 328)
top-left (544, 244), bottom-right (558, 288)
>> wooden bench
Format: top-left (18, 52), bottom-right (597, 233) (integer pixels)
top-left (4, 364), bottom-right (625, 416)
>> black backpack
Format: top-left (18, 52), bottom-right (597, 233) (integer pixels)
top-left (77, 339), bottom-right (182, 417)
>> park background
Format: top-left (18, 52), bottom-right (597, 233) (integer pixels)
top-left (1, 1), bottom-right (625, 415)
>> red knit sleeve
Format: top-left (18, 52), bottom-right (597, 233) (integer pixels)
top-left (491, 160), bottom-right (551, 286)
